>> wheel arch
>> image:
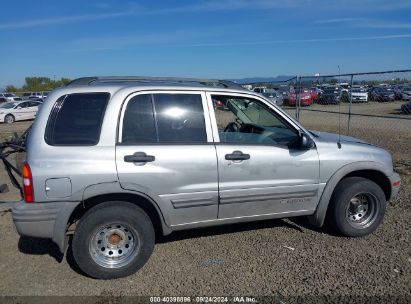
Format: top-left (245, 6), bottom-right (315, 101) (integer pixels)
top-left (68, 192), bottom-right (171, 237)
top-left (5, 113), bottom-right (15, 122)
top-left (309, 161), bottom-right (393, 227)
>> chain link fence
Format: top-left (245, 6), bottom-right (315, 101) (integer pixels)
top-left (242, 69), bottom-right (411, 168)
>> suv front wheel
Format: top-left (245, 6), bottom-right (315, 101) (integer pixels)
top-left (72, 201), bottom-right (155, 279)
top-left (328, 177), bottom-right (386, 237)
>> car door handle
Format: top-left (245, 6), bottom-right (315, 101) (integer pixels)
top-left (124, 152), bottom-right (155, 163)
top-left (225, 150), bottom-right (250, 161)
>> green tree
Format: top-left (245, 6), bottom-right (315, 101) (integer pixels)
top-left (4, 77), bottom-right (71, 93)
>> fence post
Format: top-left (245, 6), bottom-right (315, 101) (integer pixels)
top-left (347, 74), bottom-right (353, 135)
top-left (296, 76), bottom-right (301, 122)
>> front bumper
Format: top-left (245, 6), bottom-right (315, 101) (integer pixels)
top-left (12, 201), bottom-right (81, 252)
top-left (388, 172), bottom-right (401, 201)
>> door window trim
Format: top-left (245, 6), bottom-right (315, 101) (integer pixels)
top-left (205, 92), bottom-right (303, 145)
top-left (118, 90), bottom-right (214, 144)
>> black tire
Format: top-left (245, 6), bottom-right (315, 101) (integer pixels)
top-left (327, 177), bottom-right (386, 237)
top-left (4, 114), bottom-right (15, 124)
top-left (72, 201), bottom-right (155, 279)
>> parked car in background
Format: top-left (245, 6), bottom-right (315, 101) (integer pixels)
top-left (318, 87), bottom-right (342, 104)
top-left (288, 88), bottom-right (313, 106)
top-left (0, 100), bottom-right (41, 123)
top-left (0, 93), bottom-right (22, 102)
top-left (22, 92), bottom-right (47, 100)
top-left (369, 87), bottom-right (395, 102)
top-left (393, 85), bottom-right (406, 100)
top-left (213, 98), bottom-right (229, 110)
top-left (344, 87), bottom-right (368, 103)
top-left (0, 97), bottom-right (7, 104)
top-left (261, 89), bottom-right (284, 106)
top-left (399, 86), bottom-right (411, 100)
top-left (401, 101), bottom-right (411, 114)
top-left (277, 86), bottom-right (293, 103)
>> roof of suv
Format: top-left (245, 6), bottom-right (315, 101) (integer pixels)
top-left (65, 76), bottom-right (247, 92)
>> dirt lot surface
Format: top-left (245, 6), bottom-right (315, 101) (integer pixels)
top-left (0, 102), bottom-right (410, 300)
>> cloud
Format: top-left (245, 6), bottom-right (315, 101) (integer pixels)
top-left (314, 18), bottom-right (411, 29)
top-left (362, 21), bottom-right (411, 29)
top-left (63, 28), bottom-right (226, 51)
top-left (2, 0), bottom-right (411, 30)
top-left (176, 34), bottom-right (411, 48)
top-left (0, 11), bottom-right (134, 29)
top-left (313, 18), bottom-right (365, 24)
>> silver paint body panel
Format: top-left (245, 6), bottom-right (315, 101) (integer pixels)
top-left (12, 81), bottom-right (400, 252)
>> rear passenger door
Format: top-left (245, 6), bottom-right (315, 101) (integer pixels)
top-left (15, 102), bottom-right (30, 120)
top-left (116, 91), bottom-right (219, 226)
top-left (26, 101), bottom-right (39, 119)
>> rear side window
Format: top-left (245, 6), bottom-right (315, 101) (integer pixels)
top-left (121, 93), bottom-right (207, 144)
top-left (154, 93), bottom-right (206, 143)
top-left (45, 93), bottom-right (110, 146)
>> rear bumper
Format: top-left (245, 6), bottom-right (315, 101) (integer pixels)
top-left (388, 172), bottom-right (401, 201)
top-left (12, 201), bottom-right (81, 252)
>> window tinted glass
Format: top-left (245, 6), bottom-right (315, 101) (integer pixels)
top-left (122, 94), bottom-right (157, 144)
top-left (212, 95), bottom-right (298, 146)
top-left (153, 94), bottom-right (207, 143)
top-left (45, 93), bottom-right (109, 146)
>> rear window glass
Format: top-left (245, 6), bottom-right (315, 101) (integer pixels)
top-left (45, 93), bottom-right (109, 146)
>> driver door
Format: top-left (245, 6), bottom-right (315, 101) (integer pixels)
top-left (206, 92), bottom-right (321, 219)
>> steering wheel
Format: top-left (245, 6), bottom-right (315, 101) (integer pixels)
top-left (224, 122), bottom-right (240, 132)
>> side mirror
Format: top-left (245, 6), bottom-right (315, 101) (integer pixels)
top-left (299, 132), bottom-right (314, 150)
top-left (17, 107), bottom-right (22, 110)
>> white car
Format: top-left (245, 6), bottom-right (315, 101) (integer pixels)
top-left (0, 100), bottom-right (41, 123)
top-left (350, 88), bottom-right (368, 102)
top-left (0, 93), bottom-right (22, 102)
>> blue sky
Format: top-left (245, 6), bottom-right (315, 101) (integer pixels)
top-left (1, 0), bottom-right (411, 87)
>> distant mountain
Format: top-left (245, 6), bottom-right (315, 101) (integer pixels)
top-left (228, 75), bottom-right (296, 84)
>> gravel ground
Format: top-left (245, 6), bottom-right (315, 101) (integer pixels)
top-left (0, 102), bottom-right (410, 300)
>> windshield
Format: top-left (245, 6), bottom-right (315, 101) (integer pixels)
top-left (0, 102), bottom-right (16, 109)
top-left (323, 88), bottom-right (339, 93)
top-left (352, 88), bottom-right (366, 93)
top-left (262, 92), bottom-right (277, 98)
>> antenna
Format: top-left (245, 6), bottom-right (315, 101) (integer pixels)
top-left (337, 65), bottom-right (342, 149)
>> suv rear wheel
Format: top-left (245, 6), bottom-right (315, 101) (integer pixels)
top-left (328, 177), bottom-right (386, 237)
top-left (72, 201), bottom-right (155, 279)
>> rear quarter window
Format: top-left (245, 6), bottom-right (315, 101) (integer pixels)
top-left (45, 93), bottom-right (110, 146)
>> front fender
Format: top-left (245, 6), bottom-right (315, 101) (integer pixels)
top-left (308, 161), bottom-right (393, 227)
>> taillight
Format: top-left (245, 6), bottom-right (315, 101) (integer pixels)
top-left (22, 162), bottom-right (34, 203)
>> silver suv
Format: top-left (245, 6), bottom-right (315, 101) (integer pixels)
top-left (12, 77), bottom-right (401, 279)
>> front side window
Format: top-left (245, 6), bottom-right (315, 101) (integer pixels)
top-left (212, 95), bottom-right (299, 146)
top-left (45, 93), bottom-right (110, 146)
top-left (121, 93), bottom-right (207, 144)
